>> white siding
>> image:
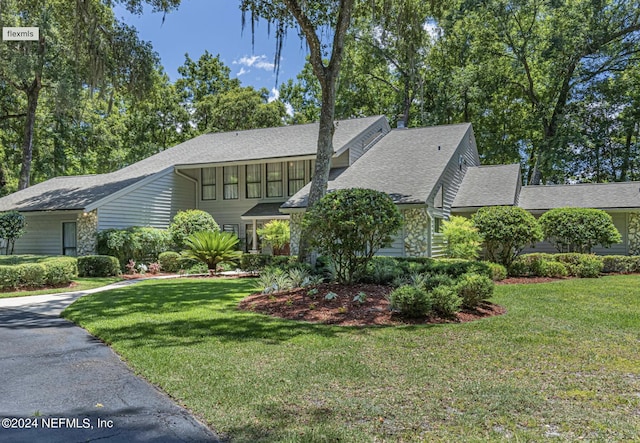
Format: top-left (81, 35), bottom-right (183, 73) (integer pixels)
top-left (431, 233), bottom-right (446, 258)
top-left (377, 230), bottom-right (405, 257)
top-left (348, 123), bottom-right (389, 165)
top-left (98, 171), bottom-right (195, 230)
top-left (13, 212), bottom-right (80, 255)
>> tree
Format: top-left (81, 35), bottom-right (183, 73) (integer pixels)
top-left (472, 206), bottom-right (542, 268)
top-left (302, 188), bottom-right (403, 284)
top-left (441, 216), bottom-right (482, 260)
top-left (539, 208), bottom-right (621, 253)
top-left (0, 0), bottom-right (158, 189)
top-left (257, 220), bottom-right (290, 255)
top-left (0, 211), bottom-right (26, 255)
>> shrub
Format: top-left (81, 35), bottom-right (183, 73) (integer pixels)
top-left (17, 263), bottom-right (46, 287)
top-left (423, 273), bottom-right (456, 291)
top-left (484, 262), bottom-right (507, 281)
top-left (509, 253), bottom-right (554, 277)
top-left (389, 285), bottom-right (432, 318)
top-left (455, 273), bottom-right (494, 309)
top-left (472, 206), bottom-right (543, 268)
top-left (427, 258), bottom-right (493, 279)
top-left (159, 251), bottom-right (182, 273)
top-left (180, 231), bottom-right (242, 274)
top-left (441, 216), bottom-right (483, 260)
top-left (0, 211), bottom-right (26, 255)
top-left (601, 255), bottom-right (640, 274)
top-left (538, 260), bottom-right (568, 278)
top-left (240, 254), bottom-right (272, 273)
top-left (0, 266), bottom-right (21, 289)
top-left (169, 210), bottom-right (219, 249)
top-left (78, 255), bottom-right (120, 277)
top-left (575, 255), bottom-right (603, 278)
top-left (43, 257), bottom-right (78, 285)
top-left (539, 207), bottom-right (622, 253)
top-left (257, 220), bottom-right (290, 255)
top-left (361, 256), bottom-right (403, 285)
top-left (430, 285), bottom-right (462, 318)
top-left (302, 188), bottom-right (403, 284)
top-left (97, 227), bottom-right (171, 268)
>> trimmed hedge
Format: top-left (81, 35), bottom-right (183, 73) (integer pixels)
top-left (509, 253), bottom-right (605, 278)
top-left (159, 251), bottom-right (182, 273)
top-left (78, 255), bottom-right (120, 277)
top-left (601, 255), bottom-right (640, 274)
top-left (240, 254), bottom-right (297, 272)
top-left (0, 256), bottom-right (77, 290)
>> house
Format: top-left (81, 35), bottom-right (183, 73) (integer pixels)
top-left (1, 115), bottom-right (639, 257)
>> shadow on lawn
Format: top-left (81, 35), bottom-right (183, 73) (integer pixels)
top-left (63, 279), bottom-right (344, 347)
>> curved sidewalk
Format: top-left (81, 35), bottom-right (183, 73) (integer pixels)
top-left (0, 277), bottom-right (219, 442)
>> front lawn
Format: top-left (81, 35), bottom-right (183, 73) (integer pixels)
top-left (0, 277), bottom-right (122, 299)
top-left (62, 276), bottom-right (640, 442)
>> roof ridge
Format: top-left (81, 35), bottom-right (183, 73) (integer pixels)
top-left (523, 180), bottom-right (640, 188)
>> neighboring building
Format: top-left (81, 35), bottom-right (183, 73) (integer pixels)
top-left (1, 115), bottom-right (639, 257)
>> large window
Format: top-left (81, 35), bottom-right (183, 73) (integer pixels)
top-left (266, 163), bottom-right (283, 197)
top-left (288, 160), bottom-right (305, 196)
top-left (246, 164), bottom-right (262, 199)
top-left (62, 222), bottom-right (77, 256)
top-left (223, 166), bottom-right (239, 199)
top-left (201, 167), bottom-right (216, 200)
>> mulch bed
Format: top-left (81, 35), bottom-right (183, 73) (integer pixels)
top-left (238, 283), bottom-right (506, 327)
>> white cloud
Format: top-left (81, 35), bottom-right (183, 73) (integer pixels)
top-left (237, 67), bottom-right (248, 76)
top-left (268, 87), bottom-right (279, 103)
top-left (233, 54), bottom-right (275, 71)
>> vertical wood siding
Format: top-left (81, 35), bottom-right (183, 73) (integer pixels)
top-left (13, 212), bottom-right (80, 255)
top-left (97, 171), bottom-right (195, 230)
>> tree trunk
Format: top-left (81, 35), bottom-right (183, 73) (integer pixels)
top-left (18, 78), bottom-right (42, 190)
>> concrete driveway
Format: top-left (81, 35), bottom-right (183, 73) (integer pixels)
top-left (0, 281), bottom-right (219, 442)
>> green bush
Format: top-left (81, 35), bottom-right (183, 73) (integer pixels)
top-left (538, 260), bottom-right (568, 278)
top-left (17, 263), bottom-right (47, 287)
top-left (472, 206), bottom-right (543, 268)
top-left (423, 273), bottom-right (456, 291)
top-left (509, 253), bottom-right (554, 277)
top-left (239, 254), bottom-right (298, 273)
top-left (0, 266), bottom-right (21, 289)
top-left (257, 220), bottom-right (290, 255)
top-left (389, 285), bottom-right (432, 318)
top-left (361, 256), bottom-right (403, 284)
top-left (539, 207), bottom-right (622, 253)
top-left (575, 255), bottom-right (603, 278)
top-left (180, 231), bottom-right (243, 273)
top-left (302, 188), bottom-right (403, 284)
top-left (442, 216), bottom-right (483, 260)
top-left (169, 210), bottom-right (219, 249)
top-left (97, 227), bottom-right (171, 268)
top-left (455, 273), bottom-right (494, 309)
top-left (601, 255), bottom-right (640, 274)
top-left (484, 262), bottom-right (507, 281)
top-left (78, 255), bottom-right (120, 277)
top-left (159, 251), bottom-right (182, 273)
top-left (44, 257), bottom-right (78, 285)
top-left (431, 285), bottom-right (462, 317)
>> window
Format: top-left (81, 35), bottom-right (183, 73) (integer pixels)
top-left (288, 160), bottom-right (305, 196)
top-left (62, 222), bottom-right (77, 256)
top-left (245, 222), bottom-right (263, 252)
top-left (223, 166), bottom-right (238, 199)
top-left (266, 163), bottom-right (283, 197)
top-left (246, 164), bottom-right (262, 199)
top-left (434, 217), bottom-right (443, 233)
top-left (202, 167), bottom-right (216, 200)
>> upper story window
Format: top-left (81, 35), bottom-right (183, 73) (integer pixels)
top-left (288, 160), bottom-right (306, 196)
top-left (223, 166), bottom-right (239, 200)
top-left (202, 167), bottom-right (216, 200)
top-left (246, 164), bottom-right (262, 199)
top-left (266, 163), bottom-right (283, 197)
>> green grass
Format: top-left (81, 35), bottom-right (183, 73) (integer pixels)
top-left (0, 254), bottom-right (64, 265)
top-left (0, 277), bottom-right (122, 299)
top-left (62, 276), bottom-right (640, 442)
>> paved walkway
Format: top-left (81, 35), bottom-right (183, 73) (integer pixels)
top-left (0, 278), bottom-right (219, 442)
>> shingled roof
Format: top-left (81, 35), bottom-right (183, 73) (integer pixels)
top-left (452, 164), bottom-right (521, 209)
top-left (283, 123), bottom-right (473, 208)
top-left (518, 181), bottom-right (640, 210)
top-left (0, 116), bottom-right (386, 212)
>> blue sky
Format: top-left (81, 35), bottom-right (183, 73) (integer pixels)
top-left (114, 0), bottom-right (309, 99)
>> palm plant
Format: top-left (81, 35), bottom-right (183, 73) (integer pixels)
top-left (180, 231), bottom-right (242, 275)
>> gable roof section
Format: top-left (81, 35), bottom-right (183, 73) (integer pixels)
top-left (518, 181), bottom-right (640, 210)
top-left (282, 123), bottom-right (473, 208)
top-left (452, 164), bottom-right (521, 209)
top-left (0, 116), bottom-right (386, 212)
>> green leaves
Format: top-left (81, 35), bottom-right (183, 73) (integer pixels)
top-left (180, 231), bottom-right (242, 273)
top-left (539, 207), bottom-right (622, 253)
